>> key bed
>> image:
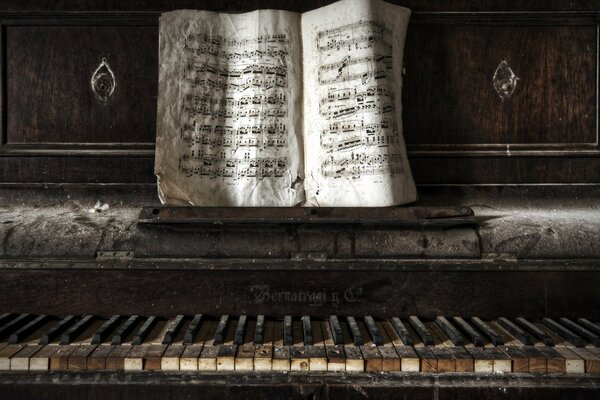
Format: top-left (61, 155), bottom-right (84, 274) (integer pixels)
top-left (1, 313), bottom-right (599, 374)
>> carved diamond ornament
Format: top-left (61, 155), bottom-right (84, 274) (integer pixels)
top-left (493, 60), bottom-right (519, 101)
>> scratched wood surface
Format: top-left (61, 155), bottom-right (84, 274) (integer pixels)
top-left (0, 0), bottom-right (598, 185)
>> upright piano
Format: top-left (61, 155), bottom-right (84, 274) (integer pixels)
top-left (0, 0), bottom-right (599, 398)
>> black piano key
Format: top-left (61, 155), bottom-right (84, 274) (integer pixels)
top-left (254, 315), bottom-right (265, 345)
top-left (497, 317), bottom-right (534, 345)
top-left (0, 313), bottom-right (33, 340)
top-left (515, 317), bottom-right (553, 346)
top-left (576, 318), bottom-right (600, 337)
top-left (559, 318), bottom-right (600, 346)
top-left (60, 314), bottom-right (95, 344)
top-left (9, 314), bottom-right (49, 344)
top-left (329, 315), bottom-right (344, 345)
top-left (92, 315), bottom-right (121, 344)
top-left (542, 318), bottom-right (584, 347)
top-left (301, 316), bottom-right (313, 346)
top-left (363, 316), bottom-right (383, 346)
top-left (409, 316), bottom-right (433, 346)
top-left (162, 315), bottom-right (185, 345)
top-left (435, 316), bottom-right (464, 346)
top-left (470, 317), bottom-right (503, 346)
top-left (213, 315), bottom-right (229, 345)
top-left (234, 315), bottom-right (248, 345)
top-left (183, 314), bottom-right (203, 345)
top-left (40, 315), bottom-right (76, 345)
top-left (391, 317), bottom-right (413, 346)
top-left (132, 316), bottom-right (157, 345)
top-left (111, 315), bottom-right (139, 345)
top-left (346, 316), bottom-right (364, 346)
top-left (452, 317), bottom-right (484, 347)
top-left (283, 316), bottom-right (293, 346)
top-left (0, 313), bottom-right (14, 326)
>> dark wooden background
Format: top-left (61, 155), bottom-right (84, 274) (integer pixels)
top-left (0, 0), bottom-right (599, 185)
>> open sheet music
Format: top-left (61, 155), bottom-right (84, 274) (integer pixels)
top-left (156, 0), bottom-right (417, 207)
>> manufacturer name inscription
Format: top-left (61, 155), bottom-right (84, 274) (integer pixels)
top-left (250, 285), bottom-right (363, 307)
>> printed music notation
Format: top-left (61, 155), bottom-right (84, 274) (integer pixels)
top-left (320, 119), bottom-right (397, 152)
top-left (315, 21), bottom-right (403, 180)
top-left (178, 31), bottom-right (291, 181)
top-left (321, 153), bottom-right (404, 178)
top-left (181, 123), bottom-right (287, 150)
top-left (185, 33), bottom-right (288, 48)
top-left (316, 21), bottom-right (391, 52)
top-left (179, 156), bottom-right (287, 180)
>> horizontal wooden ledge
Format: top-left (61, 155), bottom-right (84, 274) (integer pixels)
top-left (1, 258), bottom-right (600, 271)
top-left (138, 206), bottom-right (474, 226)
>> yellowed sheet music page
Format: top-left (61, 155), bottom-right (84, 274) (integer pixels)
top-left (301, 0), bottom-right (417, 206)
top-left (156, 10), bottom-right (304, 206)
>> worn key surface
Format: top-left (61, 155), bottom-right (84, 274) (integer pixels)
top-left (391, 317), bottom-right (413, 346)
top-left (254, 319), bottom-right (273, 371)
top-left (272, 320), bottom-right (290, 371)
top-left (381, 321), bottom-right (419, 372)
top-left (376, 321), bottom-right (400, 371)
top-left (290, 319), bottom-right (308, 371)
top-left (339, 319), bottom-right (363, 372)
top-left (409, 316), bottom-right (434, 346)
top-left (307, 320), bottom-right (327, 371)
top-left (183, 314), bottom-right (203, 345)
top-left (163, 315), bottom-right (185, 345)
top-left (521, 346), bottom-right (547, 373)
top-left (571, 348), bottom-right (600, 373)
top-left (322, 320), bottom-right (345, 371)
top-left (415, 347), bottom-right (437, 372)
top-left (10, 345), bottom-right (43, 371)
top-left (435, 316), bottom-right (464, 346)
top-left (68, 345), bottom-right (97, 371)
top-left (553, 346), bottom-right (586, 374)
top-left (502, 346), bottom-right (529, 372)
top-left (235, 318), bottom-right (256, 371)
top-left (87, 345), bottom-right (112, 370)
top-left (216, 317), bottom-right (237, 371)
top-left (453, 317), bottom-right (484, 347)
top-left (471, 317), bottom-right (503, 346)
top-left (161, 344), bottom-right (185, 370)
top-left (356, 319), bottom-right (381, 372)
top-left (346, 316), bottom-right (363, 346)
top-left (181, 319), bottom-right (212, 370)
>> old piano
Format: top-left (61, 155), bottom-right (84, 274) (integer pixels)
top-left (0, 0), bottom-right (599, 398)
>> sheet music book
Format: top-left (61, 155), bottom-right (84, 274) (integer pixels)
top-left (155, 0), bottom-right (417, 207)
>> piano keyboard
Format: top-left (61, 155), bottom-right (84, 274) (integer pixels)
top-left (1, 313), bottom-right (599, 373)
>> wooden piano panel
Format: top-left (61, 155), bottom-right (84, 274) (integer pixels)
top-left (403, 23), bottom-right (596, 148)
top-left (5, 24), bottom-right (157, 145)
